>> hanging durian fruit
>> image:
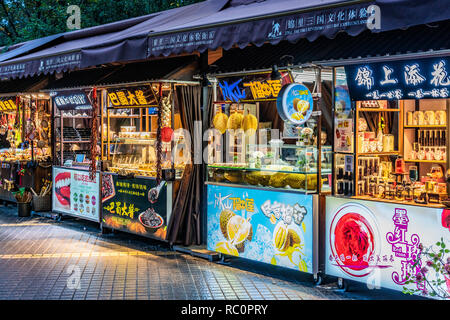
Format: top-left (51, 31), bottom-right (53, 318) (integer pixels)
top-left (227, 112), bottom-right (243, 130)
top-left (213, 112), bottom-right (228, 134)
top-left (242, 114), bottom-right (258, 136)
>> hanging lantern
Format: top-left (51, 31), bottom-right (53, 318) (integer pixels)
top-left (161, 127), bottom-right (173, 143)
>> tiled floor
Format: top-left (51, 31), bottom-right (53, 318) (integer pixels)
top-left (0, 205), bottom-right (422, 300)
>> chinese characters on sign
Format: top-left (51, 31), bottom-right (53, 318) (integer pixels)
top-left (386, 208), bottom-right (424, 291)
top-left (107, 86), bottom-right (158, 108)
top-left (346, 57), bottom-right (450, 100)
top-left (261, 200), bottom-right (307, 226)
top-left (244, 80), bottom-right (283, 100)
top-left (148, 4), bottom-right (370, 56)
top-left (0, 53), bottom-right (82, 78)
top-left (51, 91), bottom-right (91, 110)
top-left (101, 174), bottom-right (168, 240)
top-left (217, 71), bottom-right (292, 103)
top-left (104, 201), bottom-right (139, 219)
top-left (0, 98), bottom-right (17, 111)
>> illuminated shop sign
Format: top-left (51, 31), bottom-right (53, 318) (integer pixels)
top-left (217, 70), bottom-right (293, 103)
top-left (345, 57), bottom-right (450, 100)
top-left (107, 86), bottom-right (158, 108)
top-left (0, 97), bottom-right (17, 111)
top-left (50, 90), bottom-right (91, 110)
top-left (277, 83), bottom-right (313, 125)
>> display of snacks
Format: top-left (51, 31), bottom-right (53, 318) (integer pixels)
top-left (406, 110), bottom-right (446, 126)
top-left (120, 126), bottom-right (136, 132)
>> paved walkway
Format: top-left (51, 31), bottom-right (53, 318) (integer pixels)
top-left (0, 204), bottom-right (422, 300)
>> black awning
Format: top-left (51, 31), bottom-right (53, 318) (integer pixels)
top-left (44, 55), bottom-right (199, 90)
top-left (2, 0), bottom-right (449, 80)
top-left (0, 75), bottom-right (48, 94)
top-left (147, 0), bottom-right (450, 58)
top-left (211, 21), bottom-right (450, 74)
top-left (0, 1), bottom-right (226, 80)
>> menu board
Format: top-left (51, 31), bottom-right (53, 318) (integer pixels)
top-left (325, 197), bottom-right (450, 300)
top-left (101, 173), bottom-right (168, 240)
top-left (207, 184), bottom-right (315, 274)
top-left (52, 167), bottom-right (100, 222)
top-left (334, 118), bottom-right (353, 153)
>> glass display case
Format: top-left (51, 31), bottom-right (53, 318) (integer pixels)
top-left (207, 100), bottom-right (332, 194)
top-left (54, 107), bottom-right (99, 167)
top-left (208, 144), bottom-right (331, 193)
top-left (102, 84), bottom-right (185, 180)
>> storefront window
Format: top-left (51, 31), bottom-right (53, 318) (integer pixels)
top-left (207, 69), bottom-right (332, 193)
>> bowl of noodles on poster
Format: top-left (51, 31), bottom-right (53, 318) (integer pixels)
top-left (329, 202), bottom-right (381, 278)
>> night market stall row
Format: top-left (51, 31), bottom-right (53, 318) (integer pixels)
top-left (199, 15), bottom-right (450, 298)
top-left (0, 0), bottom-right (448, 300)
top-left (46, 56), bottom-right (203, 243)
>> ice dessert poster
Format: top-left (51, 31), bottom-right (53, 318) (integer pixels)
top-left (207, 184), bottom-right (314, 274)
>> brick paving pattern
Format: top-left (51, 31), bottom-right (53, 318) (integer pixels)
top-left (0, 204), bottom-right (422, 300)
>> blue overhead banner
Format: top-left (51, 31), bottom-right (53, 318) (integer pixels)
top-left (345, 56), bottom-right (450, 100)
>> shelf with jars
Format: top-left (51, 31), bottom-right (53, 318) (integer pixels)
top-left (333, 97), bottom-right (449, 207)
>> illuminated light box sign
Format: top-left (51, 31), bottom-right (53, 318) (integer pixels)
top-left (101, 173), bottom-right (168, 241)
top-left (52, 167), bottom-right (100, 222)
top-left (216, 70), bottom-right (293, 103)
top-left (107, 86), bottom-right (158, 108)
top-left (50, 90), bottom-right (91, 110)
top-left (0, 97), bottom-right (17, 111)
top-left (277, 83), bottom-right (313, 125)
top-left (325, 196), bottom-right (450, 300)
top-left (207, 184), bottom-right (314, 274)
top-left (345, 56), bottom-right (450, 100)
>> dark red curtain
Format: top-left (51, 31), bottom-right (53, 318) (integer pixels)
top-left (167, 85), bottom-right (202, 246)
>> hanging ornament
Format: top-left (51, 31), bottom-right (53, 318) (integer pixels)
top-left (161, 126), bottom-right (173, 143)
top-left (89, 88), bottom-right (99, 181)
top-left (156, 84), bottom-right (163, 185)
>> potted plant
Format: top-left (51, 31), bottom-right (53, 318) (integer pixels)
top-left (14, 188), bottom-right (32, 217)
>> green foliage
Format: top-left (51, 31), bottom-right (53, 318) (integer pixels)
top-left (403, 238), bottom-right (449, 300)
top-left (0, 0), bottom-right (204, 48)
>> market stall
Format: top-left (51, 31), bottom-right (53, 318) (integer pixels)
top-left (101, 82), bottom-right (193, 241)
top-left (51, 88), bottom-right (101, 222)
top-left (206, 68), bottom-right (332, 280)
top-left (0, 93), bottom-right (52, 209)
top-left (326, 57), bottom-right (450, 299)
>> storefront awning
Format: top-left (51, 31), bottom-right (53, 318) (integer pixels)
top-left (146, 0), bottom-right (450, 57)
top-left (0, 0), bottom-right (449, 80)
top-left (0, 0), bottom-right (227, 80)
top-left (43, 55), bottom-right (199, 91)
top-left (0, 75), bottom-right (48, 96)
top-left (210, 20), bottom-right (450, 74)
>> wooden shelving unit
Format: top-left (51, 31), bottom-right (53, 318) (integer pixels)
top-left (353, 100), bottom-right (403, 197)
top-left (357, 108), bottom-right (400, 112)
